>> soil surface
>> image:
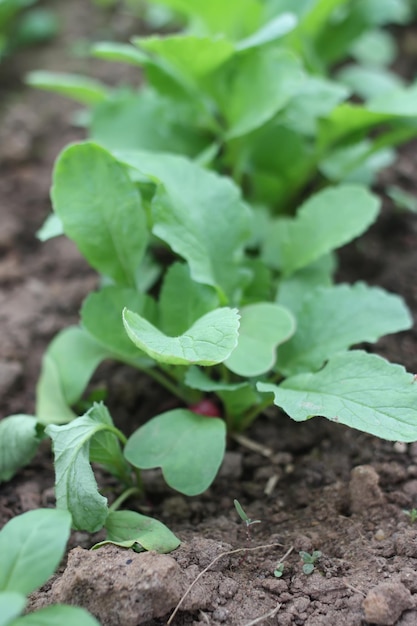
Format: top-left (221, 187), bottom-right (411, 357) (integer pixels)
top-left (2, 3), bottom-right (417, 625)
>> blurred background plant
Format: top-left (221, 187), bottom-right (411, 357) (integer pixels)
top-left (0, 0), bottom-right (58, 61)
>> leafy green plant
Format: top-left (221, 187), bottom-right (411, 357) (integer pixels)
top-left (0, 508), bottom-right (100, 625)
top-left (28, 0), bottom-right (417, 212)
top-left (2, 0), bottom-right (416, 541)
top-left (299, 550), bottom-right (322, 575)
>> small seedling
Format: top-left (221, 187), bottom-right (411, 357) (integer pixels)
top-left (299, 550), bottom-right (322, 575)
top-left (234, 499), bottom-right (261, 541)
top-left (274, 562), bottom-right (285, 578)
top-left (403, 508), bottom-right (417, 524)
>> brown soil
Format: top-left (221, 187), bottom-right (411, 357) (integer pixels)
top-left (2, 3), bottom-right (417, 625)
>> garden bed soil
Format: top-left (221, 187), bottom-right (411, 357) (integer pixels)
top-left (1, 3), bottom-right (417, 625)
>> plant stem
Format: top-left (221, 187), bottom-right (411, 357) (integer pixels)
top-left (146, 367), bottom-right (191, 403)
top-left (237, 397), bottom-right (274, 431)
top-left (109, 486), bottom-right (141, 513)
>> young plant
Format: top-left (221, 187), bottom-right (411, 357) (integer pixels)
top-left (0, 508), bottom-right (99, 625)
top-left (1, 137), bottom-right (417, 536)
top-left (2, 1), bottom-right (417, 540)
top-left (28, 0), bottom-right (417, 214)
top-left (299, 550), bottom-right (322, 575)
top-left (234, 499), bottom-right (261, 541)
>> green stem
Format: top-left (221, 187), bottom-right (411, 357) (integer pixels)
top-left (146, 367), bottom-right (190, 403)
top-left (109, 486), bottom-right (141, 513)
top-left (237, 397), bottom-right (274, 432)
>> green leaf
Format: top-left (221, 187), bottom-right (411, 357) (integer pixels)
top-left (136, 34), bottom-right (235, 79)
top-left (123, 307), bottom-right (240, 366)
top-left (91, 42), bottom-right (148, 67)
top-left (36, 213), bottom-right (63, 241)
top-left (93, 510), bottom-right (180, 553)
top-left (36, 326), bottom-right (109, 425)
top-left (81, 286), bottom-right (156, 367)
top-left (236, 13), bottom-right (297, 50)
top-left (276, 254), bottom-right (336, 315)
top-left (0, 592), bottom-right (26, 626)
top-left (51, 142), bottom-right (148, 287)
top-left (225, 303), bottom-right (296, 377)
top-left (11, 605), bottom-right (101, 626)
top-left (25, 71), bottom-right (108, 105)
top-left (337, 65), bottom-right (403, 100)
top-left (277, 283), bottom-right (412, 375)
top-left (88, 405), bottom-right (132, 485)
top-left (159, 262), bottom-right (219, 335)
top-left (0, 415), bottom-right (39, 483)
top-left (0, 509), bottom-right (71, 595)
top-left (258, 350), bottom-right (417, 441)
top-left (114, 150), bottom-right (251, 300)
top-left (46, 414), bottom-right (111, 532)
top-left (217, 47), bottom-right (304, 139)
top-left (350, 29), bottom-right (397, 67)
top-left (262, 185), bottom-right (380, 275)
top-left (91, 89), bottom-right (206, 156)
top-left (124, 409), bottom-right (226, 495)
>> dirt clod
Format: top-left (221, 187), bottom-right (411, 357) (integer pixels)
top-left (349, 465), bottom-right (385, 514)
top-left (49, 545), bottom-right (183, 625)
top-left (363, 582), bottom-right (413, 625)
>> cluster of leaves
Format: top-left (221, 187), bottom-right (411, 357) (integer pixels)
top-left (0, 508), bottom-right (99, 625)
top-left (2, 0), bottom-right (417, 542)
top-left (0, 0), bottom-right (57, 60)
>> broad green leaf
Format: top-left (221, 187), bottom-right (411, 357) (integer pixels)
top-left (93, 510), bottom-right (180, 552)
top-left (350, 29), bottom-right (397, 66)
top-left (236, 13), bottom-right (297, 50)
top-left (51, 142), bottom-right (148, 287)
top-left (88, 405), bottom-right (132, 485)
top-left (0, 415), bottom-right (39, 483)
top-left (36, 326), bottom-right (109, 425)
top-left (262, 185), bottom-right (380, 275)
top-left (124, 409), bottom-right (226, 495)
top-left (123, 307), bottom-right (240, 366)
top-left (0, 509), bottom-right (71, 595)
top-left (319, 104), bottom-right (398, 148)
top-left (258, 350), bottom-right (417, 442)
top-left (159, 262), bottom-right (219, 335)
top-left (319, 141), bottom-right (395, 184)
top-left (337, 65), bottom-right (403, 100)
top-left (282, 76), bottom-right (349, 136)
top-left (25, 71), bottom-right (108, 105)
top-left (91, 90), bottom-right (207, 156)
top-left (277, 283), bottom-right (413, 375)
top-left (81, 286), bottom-right (155, 367)
top-left (0, 592), bottom-right (26, 626)
top-left (11, 605), bottom-right (100, 626)
top-left (46, 415), bottom-right (111, 532)
top-left (114, 150), bottom-right (251, 300)
top-left (136, 34), bottom-right (235, 79)
top-left (216, 47), bottom-right (304, 139)
top-left (276, 254), bottom-right (336, 315)
top-left (369, 84), bottom-right (417, 116)
top-left (225, 303), bottom-right (296, 377)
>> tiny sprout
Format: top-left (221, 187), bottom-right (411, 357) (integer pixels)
top-left (274, 562), bottom-right (285, 578)
top-left (234, 499), bottom-right (261, 528)
top-left (403, 508), bottom-right (417, 524)
top-left (299, 550), bottom-right (322, 575)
